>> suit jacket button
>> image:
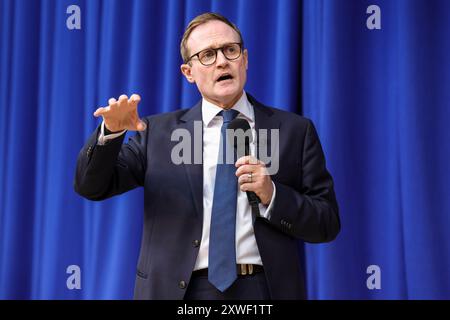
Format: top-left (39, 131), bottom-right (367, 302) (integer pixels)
top-left (179, 280), bottom-right (186, 289)
top-left (193, 240), bottom-right (200, 247)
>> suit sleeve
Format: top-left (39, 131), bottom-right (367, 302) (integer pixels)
top-left (267, 119), bottom-right (340, 243)
top-left (73, 119), bottom-right (149, 201)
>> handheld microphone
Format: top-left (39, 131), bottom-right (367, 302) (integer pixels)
top-left (228, 118), bottom-right (261, 207)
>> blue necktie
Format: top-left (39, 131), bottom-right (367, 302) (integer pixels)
top-left (208, 109), bottom-right (239, 292)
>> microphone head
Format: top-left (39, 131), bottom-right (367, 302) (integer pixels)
top-left (228, 118), bottom-right (252, 143)
top-left (228, 118), bottom-right (252, 157)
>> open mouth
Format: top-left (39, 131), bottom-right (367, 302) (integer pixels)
top-left (216, 74), bottom-right (233, 82)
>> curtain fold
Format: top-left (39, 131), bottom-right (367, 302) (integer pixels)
top-left (302, 0), bottom-right (450, 299)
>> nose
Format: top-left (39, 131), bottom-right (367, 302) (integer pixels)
top-left (215, 49), bottom-right (228, 67)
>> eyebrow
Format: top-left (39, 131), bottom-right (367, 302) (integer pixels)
top-left (196, 42), bottom-right (238, 52)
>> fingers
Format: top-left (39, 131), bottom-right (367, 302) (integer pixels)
top-left (93, 106), bottom-right (109, 117)
top-left (235, 163), bottom-right (263, 177)
top-left (100, 94), bottom-right (140, 112)
top-left (114, 94), bottom-right (141, 108)
top-left (239, 182), bottom-right (254, 192)
top-left (136, 120), bottom-right (147, 131)
top-left (235, 156), bottom-right (274, 204)
top-left (129, 94), bottom-right (141, 110)
top-left (237, 167), bottom-right (274, 204)
top-left (130, 93), bottom-right (141, 103)
top-left (238, 172), bottom-right (256, 185)
top-left (118, 94), bottom-right (128, 109)
top-left (235, 155), bottom-right (262, 167)
top-left (93, 94), bottom-right (143, 130)
top-left (94, 96), bottom-right (117, 117)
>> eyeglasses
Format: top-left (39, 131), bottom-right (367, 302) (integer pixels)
top-left (187, 43), bottom-right (242, 66)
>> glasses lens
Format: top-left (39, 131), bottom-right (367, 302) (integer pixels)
top-left (198, 49), bottom-right (216, 65)
top-left (197, 43), bottom-right (242, 65)
top-left (223, 43), bottom-right (241, 60)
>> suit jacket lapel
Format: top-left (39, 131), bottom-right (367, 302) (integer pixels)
top-left (178, 101), bottom-right (203, 220)
top-left (247, 93), bottom-right (280, 162)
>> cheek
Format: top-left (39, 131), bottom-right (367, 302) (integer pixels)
top-left (238, 60), bottom-right (247, 75)
top-left (238, 64), bottom-right (247, 82)
top-left (196, 72), bottom-right (213, 87)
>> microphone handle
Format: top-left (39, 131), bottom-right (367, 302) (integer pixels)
top-left (246, 190), bottom-right (260, 204)
top-left (244, 141), bottom-right (261, 205)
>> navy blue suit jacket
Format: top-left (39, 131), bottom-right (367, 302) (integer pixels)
top-left (74, 93), bottom-right (340, 299)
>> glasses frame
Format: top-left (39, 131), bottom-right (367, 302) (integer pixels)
top-left (186, 42), bottom-right (243, 66)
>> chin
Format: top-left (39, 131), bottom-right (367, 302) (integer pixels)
top-left (214, 87), bottom-right (241, 101)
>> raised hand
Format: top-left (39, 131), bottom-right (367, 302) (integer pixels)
top-left (93, 93), bottom-right (146, 132)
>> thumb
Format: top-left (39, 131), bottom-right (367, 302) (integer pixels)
top-left (136, 120), bottom-right (147, 131)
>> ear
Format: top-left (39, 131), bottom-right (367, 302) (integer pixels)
top-left (180, 63), bottom-right (195, 83)
top-left (243, 49), bottom-right (248, 70)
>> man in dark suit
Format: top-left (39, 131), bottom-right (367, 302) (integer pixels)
top-left (74, 12), bottom-right (340, 300)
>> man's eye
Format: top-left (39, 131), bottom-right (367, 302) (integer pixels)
top-left (225, 46), bottom-right (236, 53)
top-left (201, 50), bottom-right (215, 59)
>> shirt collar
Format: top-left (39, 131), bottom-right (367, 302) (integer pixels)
top-left (201, 91), bottom-right (254, 127)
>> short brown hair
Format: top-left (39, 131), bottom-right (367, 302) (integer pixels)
top-left (180, 12), bottom-right (244, 63)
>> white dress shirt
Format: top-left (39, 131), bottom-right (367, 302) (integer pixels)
top-left (98, 91), bottom-right (276, 270)
top-left (194, 91), bottom-right (275, 270)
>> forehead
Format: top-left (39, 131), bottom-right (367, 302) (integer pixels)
top-left (187, 20), bottom-right (240, 53)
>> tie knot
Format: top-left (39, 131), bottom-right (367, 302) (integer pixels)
top-left (220, 109), bottom-right (239, 123)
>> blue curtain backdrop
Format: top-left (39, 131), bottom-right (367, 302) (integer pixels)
top-left (0, 0), bottom-right (449, 299)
